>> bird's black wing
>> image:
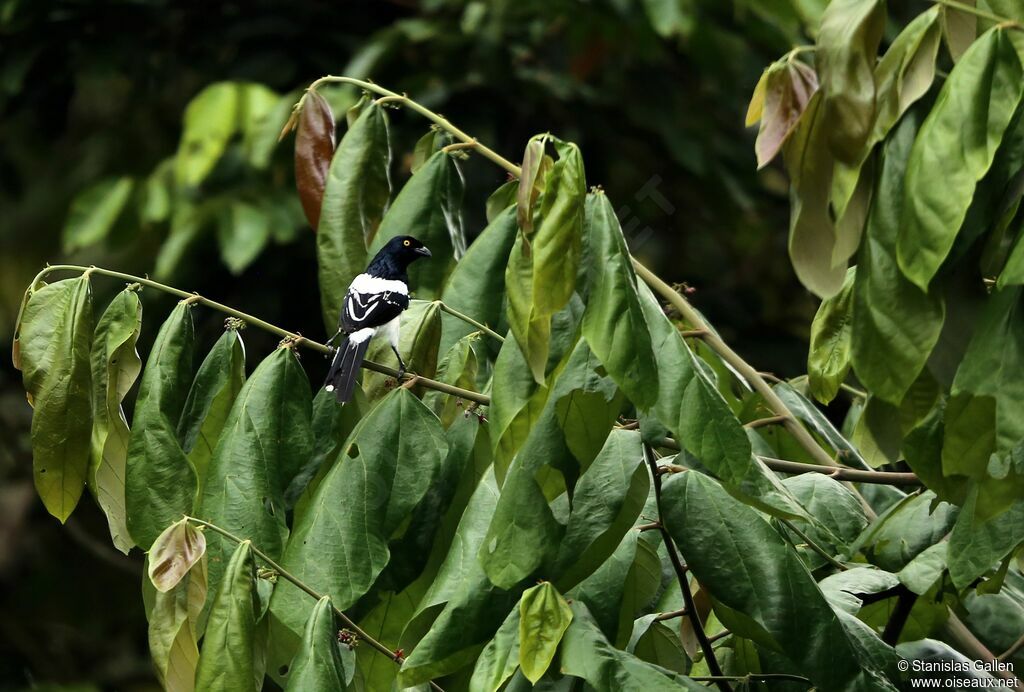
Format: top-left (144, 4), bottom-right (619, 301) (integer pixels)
top-left (339, 287), bottom-right (409, 333)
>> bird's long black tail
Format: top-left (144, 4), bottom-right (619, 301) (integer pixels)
top-left (324, 336), bottom-right (369, 404)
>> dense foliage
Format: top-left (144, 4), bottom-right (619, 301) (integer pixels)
top-left (8, 0), bottom-right (1024, 690)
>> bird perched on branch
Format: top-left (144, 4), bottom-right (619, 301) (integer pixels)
top-left (324, 235), bottom-right (432, 403)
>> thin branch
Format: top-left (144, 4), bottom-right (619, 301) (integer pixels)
top-left (744, 415), bottom-right (788, 430)
top-left (304, 76), bottom-right (522, 177)
top-left (941, 614), bottom-right (1022, 686)
top-left (658, 441), bottom-right (920, 486)
top-left (779, 518), bottom-right (848, 572)
top-left (998, 630), bottom-right (1024, 662)
top-left (642, 445), bottom-right (729, 692)
top-left (654, 608), bottom-right (689, 622)
top-left (691, 673), bottom-right (812, 685)
top-left (633, 261), bottom-right (838, 470)
top-left (440, 140), bottom-right (478, 154)
top-left (184, 516), bottom-right (445, 692)
top-left (437, 302), bottom-right (505, 342)
top-left (28, 265), bottom-right (489, 406)
top-left (931, 0), bottom-right (1018, 26)
top-left (881, 586), bottom-right (918, 645)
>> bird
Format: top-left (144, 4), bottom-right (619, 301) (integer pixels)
top-left (324, 235), bottom-right (432, 403)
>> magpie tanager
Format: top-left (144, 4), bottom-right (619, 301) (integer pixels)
top-left (324, 235), bottom-right (432, 403)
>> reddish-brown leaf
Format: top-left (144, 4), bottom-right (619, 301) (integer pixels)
top-left (755, 61), bottom-right (819, 169)
top-left (294, 91), bottom-right (336, 231)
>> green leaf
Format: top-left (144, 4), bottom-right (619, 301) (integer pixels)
top-left (871, 7), bottom-right (942, 146)
top-left (898, 27), bottom-right (1024, 290)
top-left (581, 191), bottom-right (659, 409)
top-left (470, 606), bottom-right (521, 692)
top-left (438, 205), bottom-right (517, 355)
top-left (941, 4), bottom-right (977, 63)
top-left (516, 137), bottom-right (547, 235)
top-left (284, 596), bottom-right (347, 691)
top-left (897, 542), bottom-right (948, 595)
top-left (177, 328), bottom-right (246, 492)
top-left (554, 430), bottom-right (648, 591)
top-left (852, 106), bottom-right (945, 404)
top-left (217, 201), bottom-right (271, 275)
top-left (818, 567), bottom-right (900, 614)
top-left (817, 0), bottom-right (886, 163)
top-left (781, 473), bottom-right (868, 549)
top-left (852, 491), bottom-right (958, 572)
top-left (808, 268), bottom-right (854, 404)
top-left (626, 615), bottom-right (688, 676)
top-left (487, 180), bottom-right (518, 224)
top-left (362, 299), bottom-right (442, 400)
top-left (782, 92), bottom-right (846, 298)
top-left (662, 471), bottom-right (898, 691)
top-left (270, 389), bottom-right (447, 637)
top-left (398, 470), bottom-right (519, 687)
top-left (176, 82), bottom-right (240, 187)
top-left (412, 127), bottom-right (445, 174)
top-left (506, 140), bottom-right (585, 382)
top-left (148, 517), bottom-right (207, 593)
top-left (195, 541), bottom-right (257, 691)
top-left (519, 582), bottom-right (573, 683)
top-left (369, 150), bottom-right (467, 300)
top-left (17, 277), bottom-right (94, 522)
top-left (62, 177), bottom-right (136, 252)
top-left (149, 553), bottom-right (207, 692)
top-left (636, 284), bottom-right (751, 483)
top-left (197, 346), bottom-right (312, 595)
top-left (559, 601), bottom-right (701, 690)
top-left (948, 486), bottom-right (1024, 589)
top-left (155, 200), bottom-right (214, 280)
top-left (126, 301), bottom-right (197, 549)
top-left (89, 288), bottom-right (142, 552)
top-left (423, 331), bottom-right (480, 427)
top-left (317, 103), bottom-right (392, 332)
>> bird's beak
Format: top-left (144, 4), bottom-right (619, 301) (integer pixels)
top-left (415, 246), bottom-right (432, 257)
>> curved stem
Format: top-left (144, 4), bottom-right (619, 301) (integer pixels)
top-left (437, 302), bottom-right (504, 342)
top-left (32, 265), bottom-right (489, 406)
top-left (184, 516), bottom-right (445, 692)
top-left (779, 518), bottom-right (848, 572)
top-left (305, 76), bottom-right (522, 177)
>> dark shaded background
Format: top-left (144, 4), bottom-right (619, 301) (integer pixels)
top-left (0, 0), bottom-right (848, 688)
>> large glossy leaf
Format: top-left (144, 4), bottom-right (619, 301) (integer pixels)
top-left (125, 302), bottom-right (197, 549)
top-left (197, 346), bottom-right (311, 595)
top-left (195, 541), bottom-right (257, 691)
top-left (398, 471), bottom-right (519, 687)
top-left (581, 191), bottom-right (658, 410)
top-left (817, 0), bottom-right (886, 162)
top-left (438, 205), bottom-right (517, 355)
top-left (177, 328), bottom-right (246, 490)
top-left (176, 82), bottom-right (239, 187)
top-left (316, 103), bottom-right (391, 332)
top-left (852, 107), bottom-right (945, 404)
top-left (553, 430), bottom-right (647, 590)
top-left (518, 582), bottom-right (573, 683)
top-left (62, 176), bottom-right (136, 252)
top-left (369, 149), bottom-right (466, 300)
top-left (284, 596), bottom-right (347, 691)
top-left (662, 471), bottom-right (898, 691)
top-left (851, 491), bottom-right (958, 572)
top-left (270, 389), bottom-right (447, 637)
top-left (17, 277), bottom-right (94, 522)
top-left (898, 27), bottom-right (1024, 290)
top-left (782, 92), bottom-right (846, 298)
top-left (807, 268), bottom-right (854, 404)
top-left (295, 90), bottom-right (336, 230)
top-left (423, 331), bottom-right (480, 428)
top-left (559, 601), bottom-right (701, 690)
top-left (89, 288), bottom-right (141, 551)
top-left (782, 473), bottom-right (868, 553)
top-left (470, 606), bottom-right (521, 692)
top-left (948, 486), bottom-right (1024, 589)
top-left (506, 140), bottom-right (585, 382)
top-left (149, 554), bottom-right (207, 692)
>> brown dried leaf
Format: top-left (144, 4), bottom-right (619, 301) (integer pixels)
top-left (294, 90), bottom-right (337, 231)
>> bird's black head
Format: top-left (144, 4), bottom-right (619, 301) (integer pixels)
top-left (366, 235), bottom-right (432, 280)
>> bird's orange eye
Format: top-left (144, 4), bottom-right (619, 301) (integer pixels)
top-left (403, 240), bottom-right (411, 247)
